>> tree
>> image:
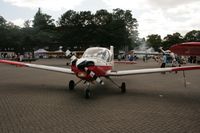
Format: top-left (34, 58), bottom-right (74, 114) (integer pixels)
top-left (162, 32), bottom-right (183, 49)
top-left (184, 30), bottom-right (200, 42)
top-left (32, 8), bottom-right (55, 30)
top-left (1, 9), bottom-right (139, 52)
top-left (79, 11), bottom-right (93, 27)
top-left (31, 8), bottom-right (58, 50)
top-left (93, 9), bottom-right (113, 46)
top-left (0, 16), bottom-right (22, 51)
top-left (113, 8), bottom-right (138, 35)
top-left (57, 9), bottom-right (138, 49)
top-left (0, 16), bottom-right (6, 27)
top-left (58, 10), bottom-right (78, 27)
top-left (24, 20), bottom-right (31, 28)
top-left (146, 34), bottom-right (162, 51)
top-left (112, 8), bottom-right (138, 49)
top-left (0, 16), bottom-right (8, 49)
top-left (94, 9), bottom-right (112, 25)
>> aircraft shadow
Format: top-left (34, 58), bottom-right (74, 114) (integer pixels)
top-left (2, 82), bottom-right (200, 102)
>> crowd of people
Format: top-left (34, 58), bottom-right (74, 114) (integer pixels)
top-left (116, 47), bottom-right (199, 68)
top-left (0, 52), bottom-right (34, 62)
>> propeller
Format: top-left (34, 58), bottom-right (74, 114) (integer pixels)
top-left (77, 60), bottom-right (104, 85)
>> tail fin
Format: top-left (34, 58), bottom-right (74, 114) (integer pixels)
top-left (110, 46), bottom-right (114, 69)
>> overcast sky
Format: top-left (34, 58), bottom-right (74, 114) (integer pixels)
top-left (1, 0), bottom-right (200, 38)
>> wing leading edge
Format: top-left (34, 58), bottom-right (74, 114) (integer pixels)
top-left (107, 66), bottom-right (200, 76)
top-left (0, 59), bottom-right (74, 74)
top-left (1, 59), bottom-right (200, 76)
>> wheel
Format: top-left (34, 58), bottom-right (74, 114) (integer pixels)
top-left (69, 80), bottom-right (75, 90)
top-left (121, 82), bottom-right (126, 93)
top-left (85, 89), bottom-right (91, 99)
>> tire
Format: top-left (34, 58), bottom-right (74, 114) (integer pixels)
top-left (121, 82), bottom-right (126, 93)
top-left (85, 89), bottom-right (91, 99)
top-left (69, 80), bottom-right (75, 90)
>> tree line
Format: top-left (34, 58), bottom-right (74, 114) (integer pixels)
top-left (0, 8), bottom-right (138, 53)
top-left (0, 8), bottom-right (200, 53)
top-left (146, 31), bottom-right (200, 51)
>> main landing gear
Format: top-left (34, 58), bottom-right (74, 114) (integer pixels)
top-left (69, 80), bottom-right (82, 90)
top-left (68, 78), bottom-right (126, 99)
top-left (69, 80), bottom-right (75, 90)
top-left (121, 82), bottom-right (126, 93)
top-left (107, 77), bottom-right (126, 93)
top-left (68, 79), bottom-right (83, 91)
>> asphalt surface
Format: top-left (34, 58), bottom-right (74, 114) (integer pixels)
top-left (0, 59), bottom-right (200, 133)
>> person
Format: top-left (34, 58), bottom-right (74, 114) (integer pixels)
top-left (159, 47), bottom-right (177, 67)
top-left (19, 55), bottom-right (23, 62)
top-left (128, 54), bottom-right (134, 61)
top-left (168, 50), bottom-right (177, 66)
top-left (161, 53), bottom-right (167, 68)
top-left (118, 54), bottom-right (121, 61)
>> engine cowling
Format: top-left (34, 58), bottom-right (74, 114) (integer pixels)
top-left (76, 60), bottom-right (104, 85)
top-left (77, 60), bottom-right (94, 71)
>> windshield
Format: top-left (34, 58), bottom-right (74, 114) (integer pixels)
top-left (82, 48), bottom-right (111, 61)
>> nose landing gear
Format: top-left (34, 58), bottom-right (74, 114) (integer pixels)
top-left (84, 82), bottom-right (92, 99)
top-left (68, 80), bottom-right (92, 99)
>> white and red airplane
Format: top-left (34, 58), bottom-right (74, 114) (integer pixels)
top-left (1, 46), bottom-right (200, 99)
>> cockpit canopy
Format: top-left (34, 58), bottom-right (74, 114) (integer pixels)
top-left (82, 47), bottom-right (112, 62)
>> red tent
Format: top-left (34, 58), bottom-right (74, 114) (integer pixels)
top-left (169, 42), bottom-right (200, 56)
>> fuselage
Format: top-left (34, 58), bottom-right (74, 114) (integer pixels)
top-left (71, 47), bottom-right (113, 81)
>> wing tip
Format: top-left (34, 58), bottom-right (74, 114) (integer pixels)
top-left (0, 59), bottom-right (27, 67)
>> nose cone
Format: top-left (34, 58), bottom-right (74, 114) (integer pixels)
top-left (76, 58), bottom-right (95, 70)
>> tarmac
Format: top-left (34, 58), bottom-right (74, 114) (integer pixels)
top-left (0, 59), bottom-right (200, 133)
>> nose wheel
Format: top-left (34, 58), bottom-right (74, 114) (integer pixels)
top-left (84, 82), bottom-right (92, 99)
top-left (68, 80), bottom-right (92, 99)
top-left (84, 89), bottom-right (92, 99)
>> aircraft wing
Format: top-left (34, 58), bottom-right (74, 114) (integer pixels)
top-left (0, 59), bottom-right (74, 74)
top-left (107, 66), bottom-right (200, 76)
